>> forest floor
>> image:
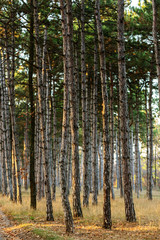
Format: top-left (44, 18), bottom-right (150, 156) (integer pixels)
top-left (0, 189), bottom-right (160, 240)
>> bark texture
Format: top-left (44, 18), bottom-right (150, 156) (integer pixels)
top-left (117, 0), bottom-right (136, 222)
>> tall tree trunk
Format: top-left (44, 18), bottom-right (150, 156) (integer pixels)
top-left (148, 71), bottom-right (153, 200)
top-left (95, 0), bottom-right (112, 229)
top-left (145, 81), bottom-right (149, 196)
top-left (92, 33), bottom-right (98, 205)
top-left (130, 130), bottom-right (135, 191)
top-left (118, 86), bottom-right (123, 198)
top-left (66, 0), bottom-right (83, 217)
top-left (152, 0), bottom-right (160, 108)
top-left (98, 132), bottom-right (103, 190)
top-left (29, 0), bottom-right (36, 209)
top-left (117, 0), bottom-right (136, 222)
top-left (34, 0), bottom-right (53, 221)
top-left (59, 0), bottom-right (74, 233)
top-left (23, 104), bottom-right (29, 190)
top-left (0, 52), bottom-right (13, 200)
top-left (155, 147), bottom-right (156, 187)
top-left (135, 105), bottom-right (140, 198)
top-left (5, 17), bottom-right (22, 204)
top-left (116, 132), bottom-right (119, 189)
top-left (81, 0), bottom-right (90, 207)
top-left (138, 140), bottom-right (142, 192)
top-left (109, 64), bottom-right (115, 200)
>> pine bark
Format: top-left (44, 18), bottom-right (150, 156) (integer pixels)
top-left (95, 0), bottom-right (112, 229)
top-left (81, 0), bottom-right (90, 207)
top-left (116, 132), bottom-right (120, 189)
top-left (92, 34), bottom-right (98, 205)
top-left (148, 70), bottom-right (153, 200)
top-left (109, 64), bottom-right (115, 200)
top-left (34, 0), bottom-right (53, 221)
top-left (118, 87), bottom-right (123, 198)
top-left (130, 130), bottom-right (135, 191)
top-left (117, 0), bottom-right (136, 222)
top-left (152, 0), bottom-right (160, 108)
top-left (66, 0), bottom-right (83, 217)
top-left (59, 0), bottom-right (74, 233)
top-left (145, 82), bottom-right (149, 196)
top-left (5, 21), bottom-right (22, 204)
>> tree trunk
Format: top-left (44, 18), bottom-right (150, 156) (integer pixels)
top-left (130, 130), bottom-right (135, 191)
top-left (109, 64), bottom-right (115, 200)
top-left (118, 86), bottom-right (123, 198)
top-left (95, 0), bottom-right (112, 229)
top-left (59, 0), bottom-right (74, 233)
top-left (81, 0), bottom-right (90, 207)
top-left (148, 70), bottom-right (153, 200)
top-left (117, 0), bottom-right (136, 222)
top-left (92, 32), bottom-right (99, 205)
top-left (135, 111), bottom-right (140, 198)
top-left (155, 147), bottom-right (156, 187)
top-left (34, 0), bottom-right (53, 221)
top-left (5, 20), bottom-right (22, 204)
top-left (116, 132), bottom-right (119, 189)
top-left (152, 0), bottom-right (160, 108)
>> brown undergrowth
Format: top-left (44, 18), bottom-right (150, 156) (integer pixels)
top-left (0, 189), bottom-right (160, 239)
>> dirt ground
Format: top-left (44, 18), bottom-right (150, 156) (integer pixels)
top-left (0, 209), bottom-right (160, 240)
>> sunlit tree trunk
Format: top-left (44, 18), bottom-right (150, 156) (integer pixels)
top-left (92, 34), bottom-right (98, 205)
top-left (148, 70), bottom-right (153, 200)
top-left (59, 0), bottom-right (74, 232)
top-left (23, 104), bottom-right (29, 190)
top-left (117, 0), bottom-right (136, 222)
top-left (5, 18), bottom-right (22, 204)
top-left (154, 147), bottom-right (157, 186)
top-left (95, 0), bottom-right (112, 229)
top-left (116, 132), bottom-right (119, 189)
top-left (66, 0), bottom-right (83, 217)
top-left (109, 64), bottom-right (115, 200)
top-left (98, 132), bottom-right (103, 191)
top-left (34, 0), bottom-right (53, 221)
top-left (0, 52), bottom-right (13, 200)
top-left (145, 82), bottom-right (149, 196)
top-left (135, 114), bottom-right (140, 198)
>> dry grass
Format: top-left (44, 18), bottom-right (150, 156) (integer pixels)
top-left (0, 188), bottom-right (160, 239)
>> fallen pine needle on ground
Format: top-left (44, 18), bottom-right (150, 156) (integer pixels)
top-left (0, 188), bottom-right (160, 240)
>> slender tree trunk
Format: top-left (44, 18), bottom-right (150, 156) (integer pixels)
top-left (117, 0), bottom-right (136, 222)
top-left (118, 87), bottom-right (123, 198)
top-left (98, 133), bottom-right (103, 190)
top-left (59, 0), bottom-right (74, 233)
top-left (5, 20), bottom-right (22, 204)
top-left (34, 0), bottom-right (53, 221)
top-left (95, 0), bottom-right (112, 229)
top-left (155, 147), bottom-right (156, 187)
top-left (81, 0), bottom-right (90, 207)
top-left (109, 64), bottom-right (115, 200)
top-left (28, 0), bottom-right (36, 209)
top-left (138, 140), bottom-right (142, 192)
top-left (130, 130), bottom-right (135, 191)
top-left (148, 70), bottom-right (153, 200)
top-left (0, 52), bottom-right (13, 200)
top-left (152, 0), bottom-right (160, 108)
top-left (24, 104), bottom-right (29, 190)
top-left (135, 110), bottom-right (140, 198)
top-left (145, 82), bottom-right (149, 196)
top-left (67, 0), bottom-right (83, 217)
top-left (116, 132), bottom-right (119, 189)
top-left (92, 33), bottom-right (98, 205)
